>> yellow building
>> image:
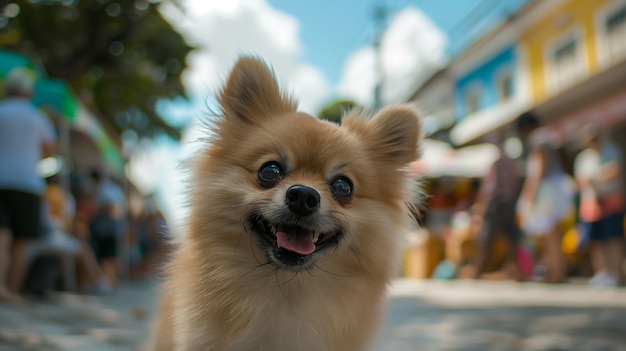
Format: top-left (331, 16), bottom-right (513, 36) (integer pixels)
top-left (521, 0), bottom-right (626, 104)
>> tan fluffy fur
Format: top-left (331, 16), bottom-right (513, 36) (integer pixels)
top-left (150, 57), bottom-right (423, 351)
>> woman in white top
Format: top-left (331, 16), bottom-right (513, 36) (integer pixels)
top-left (518, 132), bottom-right (575, 284)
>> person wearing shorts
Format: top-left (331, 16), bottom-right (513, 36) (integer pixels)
top-left (575, 125), bottom-right (625, 287)
top-left (587, 212), bottom-right (626, 242)
top-left (89, 169), bottom-right (126, 288)
top-left (89, 208), bottom-right (123, 262)
top-left (0, 68), bottom-right (56, 303)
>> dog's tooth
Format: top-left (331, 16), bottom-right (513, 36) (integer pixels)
top-left (277, 239), bottom-right (281, 248)
top-left (312, 232), bottom-right (320, 243)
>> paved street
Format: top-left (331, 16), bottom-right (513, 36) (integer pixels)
top-left (1, 279), bottom-right (626, 351)
top-left (378, 280), bottom-right (626, 351)
top-left (0, 280), bottom-right (158, 351)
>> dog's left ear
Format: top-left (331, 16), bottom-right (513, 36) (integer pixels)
top-left (367, 105), bottom-right (422, 165)
top-left (220, 56), bottom-right (298, 124)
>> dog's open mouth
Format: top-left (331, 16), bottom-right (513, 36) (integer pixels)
top-left (248, 214), bottom-right (340, 269)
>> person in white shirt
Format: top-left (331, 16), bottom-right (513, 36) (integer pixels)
top-left (0, 68), bottom-right (56, 303)
top-left (518, 132), bottom-right (575, 284)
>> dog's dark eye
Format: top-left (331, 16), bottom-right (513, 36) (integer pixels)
top-left (331, 176), bottom-right (353, 200)
top-left (258, 162), bottom-right (283, 188)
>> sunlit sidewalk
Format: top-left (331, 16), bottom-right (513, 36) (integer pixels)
top-left (0, 280), bottom-right (158, 351)
top-left (378, 279), bottom-right (626, 351)
top-left (1, 279), bottom-right (626, 351)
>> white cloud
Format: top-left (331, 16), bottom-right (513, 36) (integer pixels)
top-left (337, 6), bottom-right (448, 108)
top-left (381, 7), bottom-right (448, 103)
top-left (160, 0), bottom-right (329, 115)
top-left (336, 47), bottom-right (377, 108)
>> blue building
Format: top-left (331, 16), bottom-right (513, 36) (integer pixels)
top-left (449, 20), bottom-right (533, 147)
top-left (455, 46), bottom-right (517, 120)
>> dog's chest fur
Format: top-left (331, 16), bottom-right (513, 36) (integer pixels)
top-left (169, 255), bottom-right (386, 351)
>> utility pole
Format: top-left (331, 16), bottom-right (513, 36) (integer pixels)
top-left (372, 3), bottom-right (388, 111)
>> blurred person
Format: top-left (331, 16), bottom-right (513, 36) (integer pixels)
top-left (574, 126), bottom-right (625, 287)
top-left (22, 174), bottom-right (81, 297)
top-left (130, 198), bottom-right (170, 279)
top-left (516, 112), bottom-right (542, 160)
top-left (73, 174), bottom-right (99, 222)
top-left (518, 133), bottom-right (575, 283)
top-left (445, 199), bottom-right (475, 273)
top-left (0, 68), bottom-right (56, 303)
top-left (71, 175), bottom-right (112, 294)
top-left (471, 132), bottom-right (524, 280)
top-left (45, 174), bottom-right (112, 294)
top-left (89, 169), bottom-right (126, 288)
top-left (45, 174), bottom-right (75, 233)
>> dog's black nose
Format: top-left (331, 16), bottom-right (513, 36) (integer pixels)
top-left (285, 185), bottom-right (320, 216)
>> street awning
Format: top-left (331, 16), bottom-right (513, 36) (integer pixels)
top-left (411, 140), bottom-right (499, 178)
top-left (0, 50), bottom-right (41, 77)
top-left (33, 79), bottom-right (78, 121)
top-left (74, 104), bottom-right (125, 173)
top-left (450, 98), bottom-right (531, 146)
top-left (547, 88), bottom-right (626, 146)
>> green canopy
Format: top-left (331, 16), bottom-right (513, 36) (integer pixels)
top-left (0, 50), bottom-right (37, 77)
top-left (33, 79), bottom-right (78, 121)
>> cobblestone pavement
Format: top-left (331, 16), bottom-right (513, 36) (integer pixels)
top-left (1, 279), bottom-right (626, 351)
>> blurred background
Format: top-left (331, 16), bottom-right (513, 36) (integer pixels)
top-left (1, 0), bottom-right (626, 350)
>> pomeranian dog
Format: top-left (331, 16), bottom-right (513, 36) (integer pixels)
top-left (150, 56), bottom-right (423, 351)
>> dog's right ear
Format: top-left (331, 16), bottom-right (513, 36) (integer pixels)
top-left (219, 56), bottom-right (298, 124)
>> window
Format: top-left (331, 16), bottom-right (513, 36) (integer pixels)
top-left (466, 86), bottom-right (483, 114)
top-left (498, 72), bottom-right (514, 101)
top-left (548, 33), bottom-right (585, 91)
top-left (596, 0), bottom-right (626, 67)
top-left (553, 39), bottom-right (578, 86)
top-left (605, 4), bottom-right (626, 63)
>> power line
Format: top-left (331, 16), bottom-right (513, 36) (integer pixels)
top-left (449, 0), bottom-right (502, 36)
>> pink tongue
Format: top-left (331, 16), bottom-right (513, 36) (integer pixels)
top-left (276, 231), bottom-right (316, 255)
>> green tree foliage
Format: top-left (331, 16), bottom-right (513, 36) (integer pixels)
top-left (0, 0), bottom-right (193, 140)
top-left (318, 99), bottom-right (361, 124)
